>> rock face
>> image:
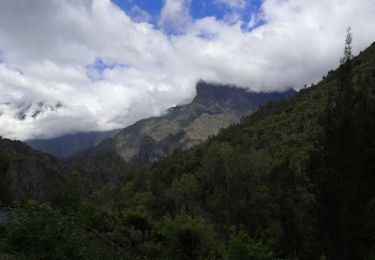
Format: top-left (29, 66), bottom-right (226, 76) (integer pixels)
top-left (82, 82), bottom-right (296, 163)
top-left (0, 137), bottom-right (127, 203)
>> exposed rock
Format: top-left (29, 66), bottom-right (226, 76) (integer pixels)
top-left (82, 82), bottom-right (296, 163)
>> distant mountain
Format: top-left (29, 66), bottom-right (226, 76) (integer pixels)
top-left (82, 82), bottom-right (296, 163)
top-left (27, 129), bottom-right (119, 158)
top-left (0, 83), bottom-right (294, 203)
top-left (0, 137), bottom-right (127, 204)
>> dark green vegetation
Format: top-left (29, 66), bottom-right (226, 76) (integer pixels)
top-left (0, 137), bottom-right (127, 202)
top-left (81, 83), bottom-right (295, 163)
top-left (1, 37), bottom-right (375, 259)
top-left (27, 129), bottom-right (119, 158)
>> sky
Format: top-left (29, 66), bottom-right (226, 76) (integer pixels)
top-left (1, 0), bottom-right (375, 140)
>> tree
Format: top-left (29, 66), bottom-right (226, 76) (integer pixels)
top-left (311, 26), bottom-right (357, 260)
top-left (158, 212), bottom-right (220, 259)
top-left (0, 201), bottom-right (99, 259)
top-left (340, 26), bottom-right (353, 64)
top-left (64, 171), bottom-right (81, 211)
top-left (165, 173), bottom-right (200, 213)
top-left (0, 155), bottom-right (12, 205)
top-left (225, 230), bottom-right (272, 260)
top-left (309, 27), bottom-right (375, 259)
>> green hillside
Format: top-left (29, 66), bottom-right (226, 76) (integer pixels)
top-left (0, 137), bottom-right (127, 203)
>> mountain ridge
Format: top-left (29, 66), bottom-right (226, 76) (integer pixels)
top-left (0, 136), bottom-right (127, 203)
top-left (26, 129), bottom-right (120, 158)
top-left (81, 82), bottom-right (296, 163)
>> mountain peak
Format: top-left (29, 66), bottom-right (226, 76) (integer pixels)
top-left (194, 81), bottom-right (245, 103)
top-left (193, 81), bottom-right (296, 109)
top-left (78, 82), bottom-right (296, 162)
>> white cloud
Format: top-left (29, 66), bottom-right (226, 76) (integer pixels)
top-left (214, 0), bottom-right (247, 24)
top-left (0, 0), bottom-right (375, 140)
top-left (129, 5), bottom-right (152, 23)
top-left (158, 0), bottom-right (192, 33)
top-left (214, 0), bottom-right (247, 10)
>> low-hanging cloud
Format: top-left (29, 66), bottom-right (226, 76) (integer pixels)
top-left (0, 0), bottom-right (375, 140)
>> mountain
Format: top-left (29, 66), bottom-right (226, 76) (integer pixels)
top-left (82, 82), bottom-right (296, 163)
top-left (1, 42), bottom-right (375, 259)
top-left (0, 137), bottom-right (127, 204)
top-left (0, 79), bottom-right (295, 203)
top-left (26, 129), bottom-right (119, 158)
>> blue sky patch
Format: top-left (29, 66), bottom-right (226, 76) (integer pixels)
top-left (86, 58), bottom-right (125, 81)
top-left (112, 0), bottom-right (263, 29)
top-left (112, 0), bottom-right (163, 24)
top-left (191, 0), bottom-right (261, 21)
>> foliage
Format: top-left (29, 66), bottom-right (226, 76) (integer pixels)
top-left (0, 154), bottom-right (12, 205)
top-left (225, 230), bottom-right (272, 260)
top-left (0, 201), bottom-right (112, 259)
top-left (158, 212), bottom-right (220, 259)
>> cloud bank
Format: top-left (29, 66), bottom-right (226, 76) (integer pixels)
top-left (0, 0), bottom-right (375, 140)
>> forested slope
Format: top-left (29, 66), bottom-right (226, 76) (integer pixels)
top-left (0, 138), bottom-right (127, 203)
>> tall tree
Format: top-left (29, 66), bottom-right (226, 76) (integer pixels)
top-left (340, 26), bottom-right (353, 64)
top-left (310, 27), bottom-right (375, 259)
